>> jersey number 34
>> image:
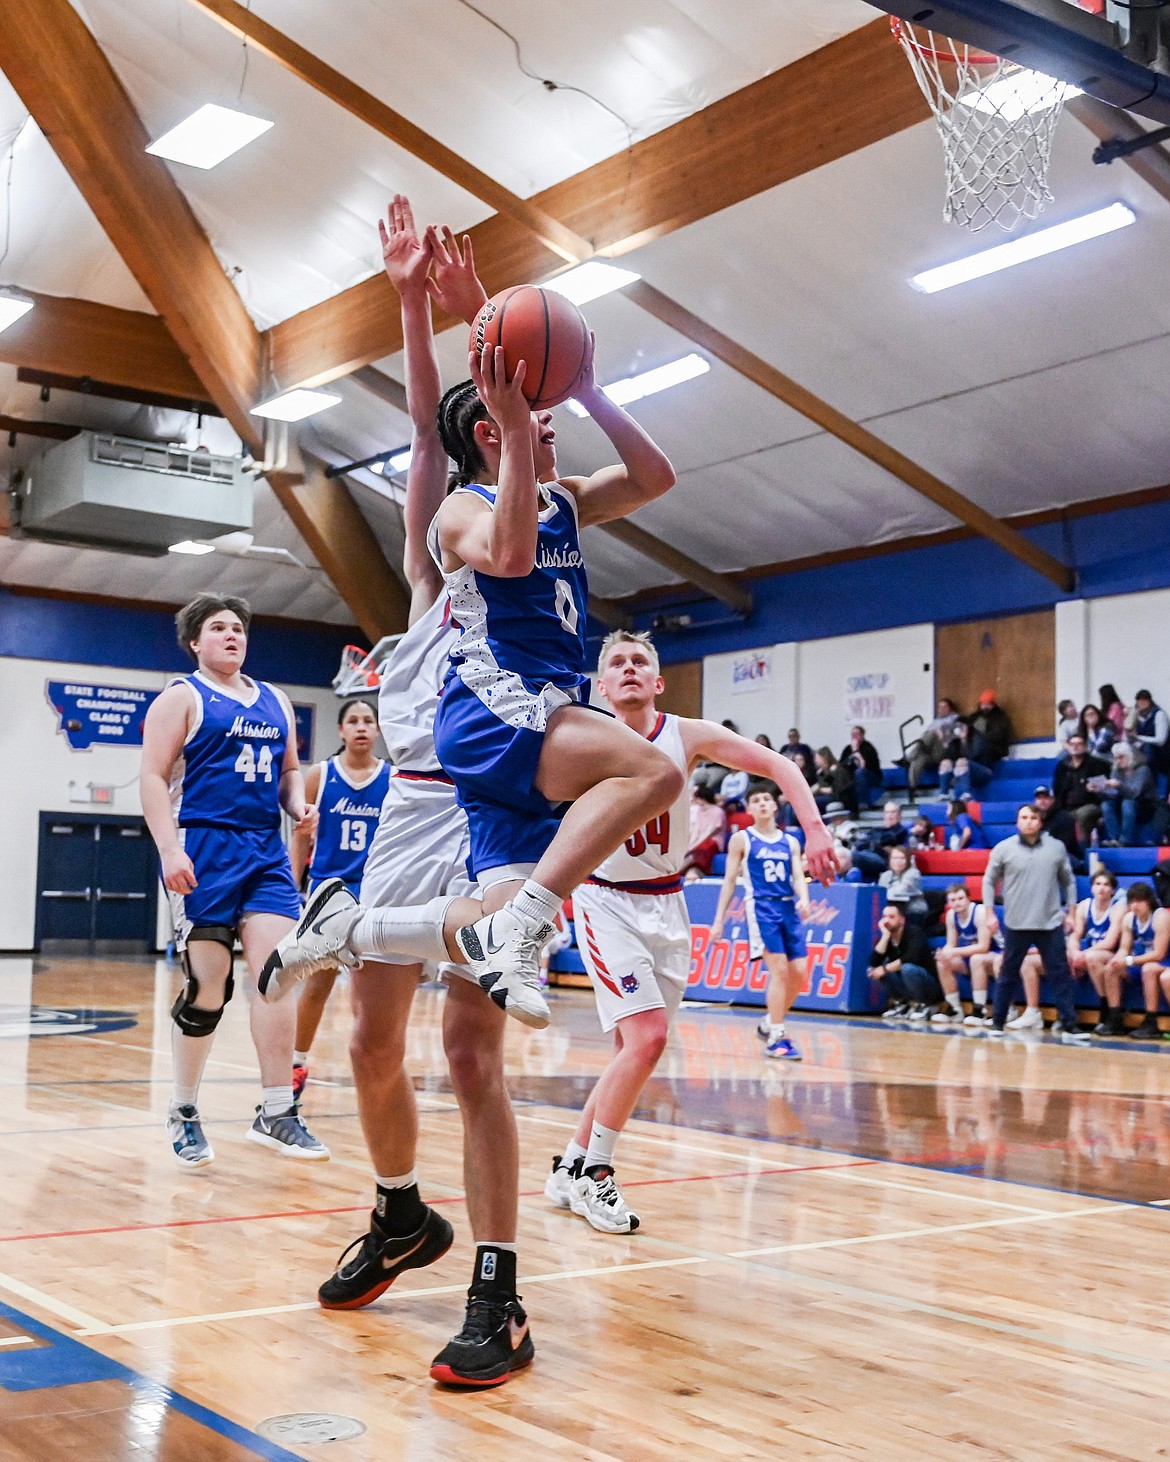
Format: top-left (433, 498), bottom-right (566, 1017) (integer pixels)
top-left (625, 813), bottom-right (670, 858)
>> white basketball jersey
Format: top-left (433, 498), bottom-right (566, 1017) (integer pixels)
top-left (376, 593), bottom-right (458, 772)
top-left (592, 713), bottom-right (691, 883)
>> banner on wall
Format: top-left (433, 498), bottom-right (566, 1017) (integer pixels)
top-left (46, 680), bottom-right (159, 750)
top-left (731, 650), bottom-right (771, 694)
top-left (683, 880), bottom-right (882, 1013)
top-left (292, 704), bottom-right (316, 763)
top-left (845, 671), bottom-right (895, 724)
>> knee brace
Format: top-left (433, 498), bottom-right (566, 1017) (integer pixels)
top-left (173, 926), bottom-right (236, 1037)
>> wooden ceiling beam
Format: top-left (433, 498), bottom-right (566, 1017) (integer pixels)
top-left (0, 0), bottom-right (265, 451)
top-left (271, 450), bottom-right (411, 640)
top-left (623, 279), bottom-right (1074, 594)
top-left (184, 0), bottom-right (590, 264)
top-left (0, 415), bottom-right (80, 441)
top-left (597, 518), bottom-right (754, 616)
top-left (0, 293), bottom-right (210, 403)
top-left (264, 19), bottom-right (928, 390)
top-left (351, 366), bottom-right (409, 415)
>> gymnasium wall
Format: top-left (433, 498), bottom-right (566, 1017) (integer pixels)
top-left (1055, 589), bottom-right (1170, 714)
top-left (0, 655), bottom-right (343, 951)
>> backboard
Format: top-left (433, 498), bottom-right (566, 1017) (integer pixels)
top-left (866, 0), bottom-right (1170, 123)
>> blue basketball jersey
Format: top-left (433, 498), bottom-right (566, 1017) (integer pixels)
top-left (1081, 899), bottom-right (1115, 949)
top-left (309, 757), bottom-right (391, 891)
top-left (743, 828), bottom-right (800, 910)
top-left (955, 903), bottom-right (1002, 951)
top-left (171, 673), bottom-right (290, 830)
top-left (1130, 911), bottom-right (1157, 959)
top-left (436, 480), bottom-right (589, 697)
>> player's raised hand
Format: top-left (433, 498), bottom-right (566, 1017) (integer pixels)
top-left (379, 195), bottom-right (430, 296)
top-left (804, 823), bottom-right (838, 887)
top-left (162, 847), bottom-right (198, 896)
top-left (469, 345), bottom-right (529, 431)
top-left (425, 224), bottom-right (488, 325)
top-left (291, 803), bottom-right (319, 839)
top-left (572, 330), bottom-right (598, 401)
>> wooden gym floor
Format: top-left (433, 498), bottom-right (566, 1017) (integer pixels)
top-left (1, 953), bottom-right (1168, 1461)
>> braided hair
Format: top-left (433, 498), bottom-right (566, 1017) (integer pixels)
top-left (437, 380), bottom-right (490, 487)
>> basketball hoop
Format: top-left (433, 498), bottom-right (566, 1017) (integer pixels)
top-left (332, 644), bottom-right (381, 696)
top-left (893, 17), bottom-right (1075, 233)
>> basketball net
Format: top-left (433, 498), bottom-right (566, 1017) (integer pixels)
top-left (893, 18), bottom-right (1075, 233)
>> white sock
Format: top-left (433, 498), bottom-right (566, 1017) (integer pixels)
top-left (559, 1139), bottom-right (588, 1172)
top-left (585, 1121), bottom-right (619, 1173)
top-left (375, 1170), bottom-right (417, 1189)
top-left (263, 1084), bottom-right (294, 1116)
top-left (946, 992), bottom-right (963, 1014)
top-left (771, 1022), bottom-right (786, 1038)
top-left (171, 1023), bottom-right (213, 1111)
top-left (351, 897), bottom-right (451, 962)
top-left (972, 989), bottom-right (988, 1007)
top-left (512, 880), bottom-right (561, 927)
top-left (293, 1050), bottom-right (310, 1065)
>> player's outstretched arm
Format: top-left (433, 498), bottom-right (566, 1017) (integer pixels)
top-left (678, 720), bottom-right (836, 885)
top-left (380, 196), bottom-right (446, 620)
top-left (139, 685), bottom-right (197, 894)
top-left (560, 334), bottom-right (676, 528)
top-left (425, 225), bottom-right (488, 326)
top-left (711, 830), bottom-right (747, 941)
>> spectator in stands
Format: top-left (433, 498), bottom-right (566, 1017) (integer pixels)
top-left (1052, 733), bottom-right (1110, 842)
top-left (1131, 689), bottom-right (1170, 784)
top-left (938, 698), bottom-right (1011, 798)
top-left (934, 883), bottom-right (1000, 1027)
top-left (1098, 684), bottom-right (1127, 739)
top-left (1100, 741), bottom-right (1156, 846)
top-left (1104, 882), bottom-right (1169, 1040)
top-left (682, 782), bottom-right (727, 880)
top-left (755, 733), bottom-right (774, 750)
top-left (982, 803), bottom-right (1088, 1040)
top-left (908, 813), bottom-right (937, 850)
top-left (823, 801), bottom-right (860, 878)
top-left (1056, 700), bottom-right (1079, 756)
top-left (1069, 869), bottom-right (1123, 1034)
top-left (812, 747), bottom-right (851, 813)
top-left (969, 690), bottom-right (1014, 764)
top-left (869, 901), bottom-right (943, 1019)
top-left (879, 845), bottom-right (927, 922)
top-left (787, 749), bottom-right (813, 787)
top-left (1031, 784), bottom-right (1085, 871)
top-left (782, 728), bottom-right (816, 776)
top-left (907, 698), bottom-right (960, 795)
top-left (1077, 703), bottom-right (1115, 761)
top-left (946, 798), bottom-right (988, 850)
top-left (852, 800), bottom-right (909, 881)
top-left (840, 725), bottom-right (882, 811)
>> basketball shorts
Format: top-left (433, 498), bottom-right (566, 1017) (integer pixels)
top-left (572, 883), bottom-right (691, 1034)
top-left (434, 675), bottom-right (580, 880)
top-left (169, 824), bottom-right (300, 950)
top-left (752, 898), bottom-right (808, 961)
top-left (358, 773), bottom-right (476, 968)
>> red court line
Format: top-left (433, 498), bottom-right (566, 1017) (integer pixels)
top-left (0, 1161), bottom-right (873, 1245)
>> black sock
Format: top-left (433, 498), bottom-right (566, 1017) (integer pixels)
top-left (470, 1243), bottom-right (517, 1299)
top-left (374, 1182), bottom-right (426, 1237)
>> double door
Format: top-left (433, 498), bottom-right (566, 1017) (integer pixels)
top-left (36, 813), bottom-right (158, 949)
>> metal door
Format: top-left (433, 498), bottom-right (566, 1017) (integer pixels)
top-left (35, 814), bottom-right (158, 949)
top-left (94, 823), bottom-right (155, 943)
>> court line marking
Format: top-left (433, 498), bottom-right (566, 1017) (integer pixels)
top-left (74, 1190), bottom-right (1129, 1339)
top-left (78, 1034), bottom-right (260, 1074)
top-left (0, 1335), bottom-right (36, 1347)
top-left (0, 1268), bottom-right (107, 1332)
top-left (815, 1168), bottom-right (1047, 1213)
top-left (514, 1108), bottom-right (819, 1167)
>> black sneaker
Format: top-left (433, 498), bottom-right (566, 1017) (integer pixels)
top-left (318, 1207), bottom-right (453, 1310)
top-left (430, 1292), bottom-right (535, 1387)
top-left (1130, 1016), bottom-right (1162, 1041)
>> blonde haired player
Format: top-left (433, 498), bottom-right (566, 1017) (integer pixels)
top-left (545, 631), bottom-right (835, 1233)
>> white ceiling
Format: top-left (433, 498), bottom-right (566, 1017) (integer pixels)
top-left (1, 0), bottom-right (1167, 627)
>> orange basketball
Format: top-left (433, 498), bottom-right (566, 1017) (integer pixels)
top-left (470, 285), bottom-right (590, 410)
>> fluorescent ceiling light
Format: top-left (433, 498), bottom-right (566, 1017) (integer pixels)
top-left (565, 353), bottom-right (710, 417)
top-left (910, 202), bottom-right (1136, 294)
top-left (251, 388), bottom-right (342, 422)
top-left (146, 103), bottom-right (273, 170)
top-left (0, 290), bottom-right (34, 336)
top-left (168, 540), bottom-right (215, 556)
top-left (545, 261), bottom-right (640, 306)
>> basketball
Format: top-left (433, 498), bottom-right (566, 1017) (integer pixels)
top-left (470, 285), bottom-right (590, 410)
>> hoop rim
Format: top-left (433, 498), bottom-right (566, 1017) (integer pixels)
top-left (890, 16), bottom-right (1001, 69)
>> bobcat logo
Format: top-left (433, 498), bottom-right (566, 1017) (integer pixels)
top-left (620, 974), bottom-right (640, 994)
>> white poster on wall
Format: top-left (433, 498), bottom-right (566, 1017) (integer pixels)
top-left (732, 650), bottom-right (771, 694)
top-left (845, 672), bottom-right (895, 724)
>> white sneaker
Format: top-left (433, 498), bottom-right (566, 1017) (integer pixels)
top-left (907, 1004), bottom-right (930, 1021)
top-left (963, 1007), bottom-right (992, 1028)
top-left (756, 1019), bottom-right (772, 1040)
top-left (259, 879), bottom-right (360, 1002)
top-left (454, 905), bottom-right (552, 1028)
top-left (930, 1005), bottom-right (963, 1026)
top-left (246, 1104), bottom-right (330, 1160)
top-left (544, 1156), bottom-right (579, 1210)
top-left (570, 1169), bottom-right (640, 1234)
top-left (1007, 1007), bottom-right (1044, 1031)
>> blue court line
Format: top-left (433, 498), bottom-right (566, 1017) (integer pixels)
top-left (0, 1298), bottom-right (306, 1460)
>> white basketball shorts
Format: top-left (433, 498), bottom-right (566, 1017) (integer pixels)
top-left (571, 883), bottom-right (692, 1034)
top-left (359, 774), bottom-right (475, 968)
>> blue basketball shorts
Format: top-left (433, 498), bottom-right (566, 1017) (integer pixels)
top-left (434, 676), bottom-right (575, 881)
top-left (754, 899), bottom-right (808, 961)
top-left (169, 824), bottom-right (301, 947)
